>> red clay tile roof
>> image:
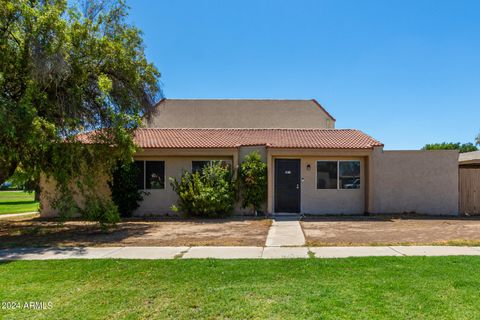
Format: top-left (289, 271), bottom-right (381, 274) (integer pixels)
top-left (123, 128), bottom-right (382, 149)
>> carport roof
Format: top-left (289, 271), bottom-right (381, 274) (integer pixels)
top-left (459, 151), bottom-right (480, 164)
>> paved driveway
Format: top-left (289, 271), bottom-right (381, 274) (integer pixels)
top-left (301, 216), bottom-right (480, 246)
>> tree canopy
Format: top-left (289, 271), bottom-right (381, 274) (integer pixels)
top-left (422, 142), bottom-right (478, 153)
top-left (0, 0), bottom-right (161, 222)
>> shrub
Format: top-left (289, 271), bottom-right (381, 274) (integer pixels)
top-left (170, 162), bottom-right (235, 218)
top-left (81, 196), bottom-right (120, 231)
top-left (51, 186), bottom-right (79, 222)
top-left (239, 151), bottom-right (267, 215)
top-left (109, 162), bottom-right (145, 217)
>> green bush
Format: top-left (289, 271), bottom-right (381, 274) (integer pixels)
top-left (170, 162), bottom-right (235, 218)
top-left (109, 162), bottom-right (145, 217)
top-left (51, 187), bottom-right (79, 222)
top-left (81, 196), bottom-right (120, 231)
top-left (239, 151), bottom-right (267, 215)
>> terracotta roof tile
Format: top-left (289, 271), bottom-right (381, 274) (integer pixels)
top-left (124, 128), bottom-right (382, 149)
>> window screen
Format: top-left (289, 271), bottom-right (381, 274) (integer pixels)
top-left (145, 161), bottom-right (165, 189)
top-left (317, 161), bottom-right (338, 189)
top-left (339, 161), bottom-right (360, 189)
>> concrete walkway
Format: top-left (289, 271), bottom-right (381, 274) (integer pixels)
top-left (0, 212), bottom-right (39, 220)
top-left (265, 216), bottom-right (305, 247)
top-left (2, 246), bottom-right (480, 260)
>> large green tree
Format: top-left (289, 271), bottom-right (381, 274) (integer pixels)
top-left (422, 142), bottom-right (478, 153)
top-left (0, 0), bottom-right (161, 221)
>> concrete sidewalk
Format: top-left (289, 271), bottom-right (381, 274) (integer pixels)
top-left (2, 246), bottom-right (480, 260)
top-left (0, 212), bottom-right (39, 219)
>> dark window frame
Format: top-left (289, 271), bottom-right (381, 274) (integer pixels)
top-left (135, 160), bottom-right (165, 190)
top-left (134, 161), bottom-right (145, 190)
top-left (316, 160), bottom-right (338, 189)
top-left (316, 160), bottom-right (361, 190)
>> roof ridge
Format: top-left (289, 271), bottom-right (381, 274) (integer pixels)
top-left (139, 128), bottom-right (357, 131)
top-left (158, 98), bottom-right (317, 101)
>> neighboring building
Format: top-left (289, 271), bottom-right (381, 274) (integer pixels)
top-left (40, 99), bottom-right (459, 216)
top-left (145, 99), bottom-right (335, 129)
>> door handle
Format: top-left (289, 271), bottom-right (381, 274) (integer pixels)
top-left (296, 184), bottom-right (300, 190)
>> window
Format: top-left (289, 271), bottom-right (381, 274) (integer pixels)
top-left (134, 161), bottom-right (145, 190)
top-left (146, 161), bottom-right (165, 189)
top-left (135, 160), bottom-right (165, 190)
top-left (316, 160), bottom-right (361, 189)
top-left (192, 160), bottom-right (232, 174)
top-left (317, 161), bottom-right (337, 189)
top-left (192, 161), bottom-right (210, 174)
top-left (339, 161), bottom-right (360, 189)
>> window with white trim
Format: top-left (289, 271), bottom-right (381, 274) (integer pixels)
top-left (316, 160), bottom-right (360, 189)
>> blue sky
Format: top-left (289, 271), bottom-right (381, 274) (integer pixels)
top-left (128, 0), bottom-right (480, 149)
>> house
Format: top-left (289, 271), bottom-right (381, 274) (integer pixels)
top-left (40, 99), bottom-right (459, 216)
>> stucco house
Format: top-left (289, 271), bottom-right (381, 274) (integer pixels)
top-left (40, 99), bottom-right (459, 216)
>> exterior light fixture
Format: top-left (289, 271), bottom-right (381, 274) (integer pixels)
top-left (306, 164), bottom-right (311, 171)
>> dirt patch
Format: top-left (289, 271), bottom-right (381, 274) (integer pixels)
top-left (301, 216), bottom-right (480, 246)
top-left (0, 218), bottom-right (272, 247)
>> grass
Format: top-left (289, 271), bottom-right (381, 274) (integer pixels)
top-left (307, 239), bottom-right (480, 247)
top-left (1, 257), bottom-right (480, 319)
top-left (0, 191), bottom-right (39, 215)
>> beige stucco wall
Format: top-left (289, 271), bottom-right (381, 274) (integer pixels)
top-left (40, 146), bottom-right (459, 218)
top-left (134, 148), bottom-right (238, 216)
top-left (370, 148), bottom-right (459, 215)
top-left (300, 156), bottom-right (365, 214)
top-left (266, 149), bottom-right (371, 215)
top-left (146, 99), bottom-right (335, 129)
top-left (39, 172), bottom-right (111, 217)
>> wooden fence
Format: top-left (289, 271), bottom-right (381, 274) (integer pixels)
top-left (459, 168), bottom-right (480, 215)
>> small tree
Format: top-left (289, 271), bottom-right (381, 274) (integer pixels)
top-left (170, 162), bottom-right (235, 218)
top-left (239, 151), bottom-right (267, 215)
top-left (109, 162), bottom-right (145, 218)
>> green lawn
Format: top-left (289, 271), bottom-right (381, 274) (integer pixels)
top-left (0, 191), bottom-right (39, 214)
top-left (1, 257), bottom-right (480, 319)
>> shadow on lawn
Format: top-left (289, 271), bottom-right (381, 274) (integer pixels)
top-left (0, 246), bottom-right (90, 263)
top-left (0, 200), bottom-right (38, 206)
top-left (0, 219), bottom-right (152, 249)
